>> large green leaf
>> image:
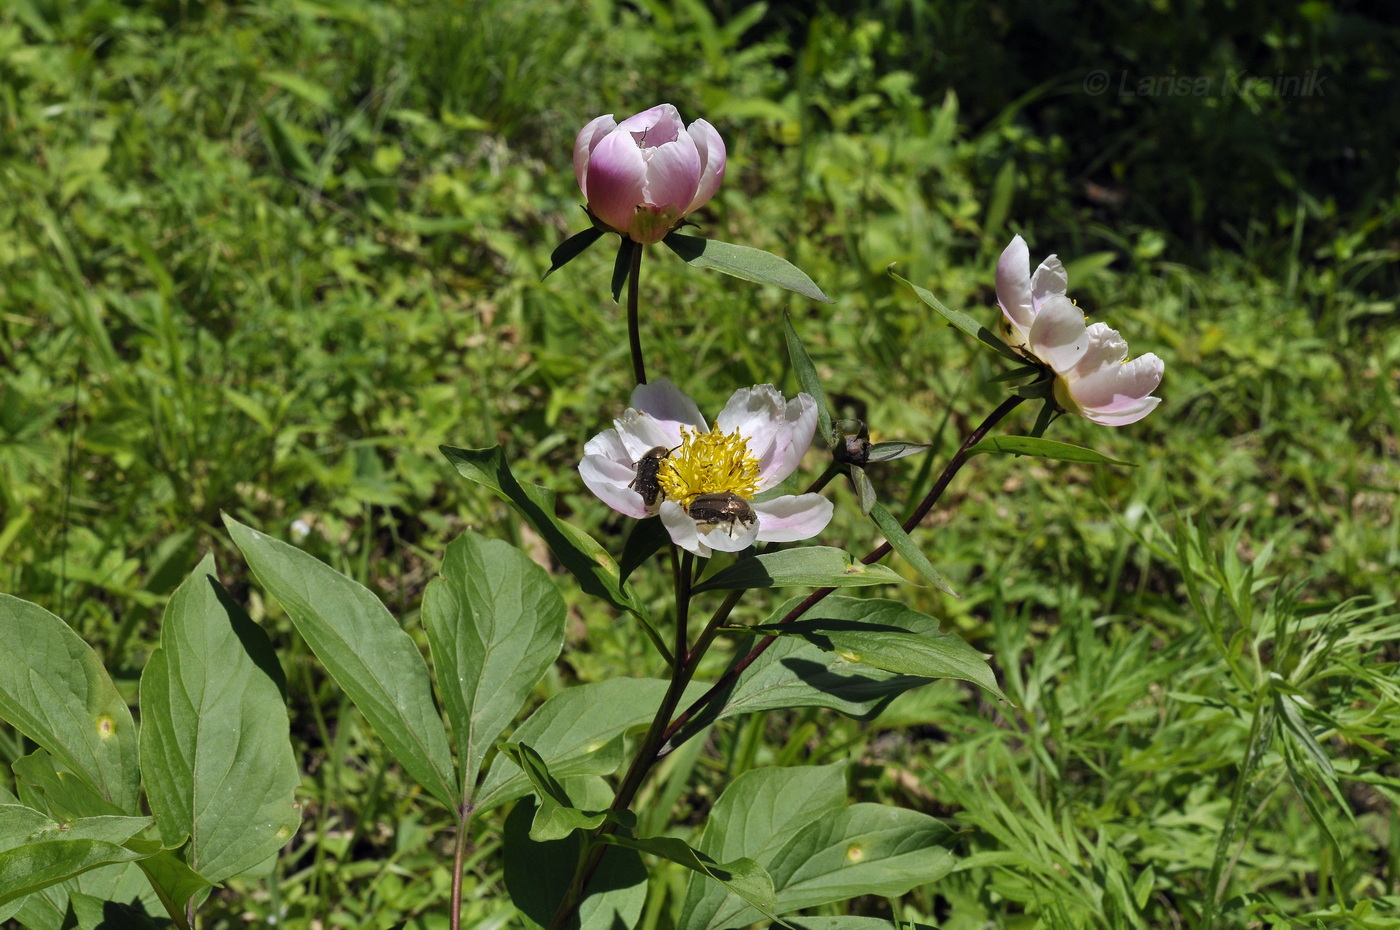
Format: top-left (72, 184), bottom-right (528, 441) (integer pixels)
top-left (440, 445), bottom-right (640, 616)
top-left (12, 750), bottom-right (126, 820)
top-left (139, 553), bottom-right (301, 883)
top-left (0, 806), bottom-right (155, 907)
top-left (683, 767), bottom-right (956, 928)
top-left (765, 805), bottom-right (956, 911)
top-left (680, 765), bottom-right (848, 930)
top-left (750, 617), bottom-right (1004, 701)
top-left (223, 515), bottom-right (458, 810)
top-left (888, 266), bottom-right (1021, 361)
top-left (692, 548), bottom-right (912, 594)
top-left (664, 233), bottom-right (832, 302)
top-left (967, 435), bottom-right (1134, 466)
top-left (0, 595), bottom-right (140, 814)
top-left (475, 678), bottom-right (706, 815)
top-left (422, 531), bottom-right (566, 797)
top-left (674, 598), bottom-right (943, 743)
top-left (503, 787), bottom-right (647, 930)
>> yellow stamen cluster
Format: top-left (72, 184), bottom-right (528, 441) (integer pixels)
top-left (658, 426), bottom-right (760, 509)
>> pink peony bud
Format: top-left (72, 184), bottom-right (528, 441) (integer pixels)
top-left (573, 104), bottom-right (727, 244)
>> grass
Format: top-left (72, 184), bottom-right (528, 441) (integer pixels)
top-left (1, 0), bottom-right (1398, 927)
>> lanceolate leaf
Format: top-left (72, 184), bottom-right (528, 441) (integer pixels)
top-left (664, 233), bottom-right (832, 302)
top-left (867, 502), bottom-right (957, 596)
top-left (750, 618), bottom-right (1004, 700)
top-left (0, 807), bottom-right (156, 907)
top-left (139, 554), bottom-right (301, 883)
top-left (967, 435), bottom-right (1135, 466)
top-left (224, 516), bottom-right (458, 810)
top-left (692, 547), bottom-right (912, 594)
top-left (783, 313), bottom-right (835, 444)
top-left (440, 445), bottom-right (640, 616)
top-left (888, 266), bottom-right (1021, 361)
top-left (422, 531), bottom-right (566, 797)
top-left (0, 595), bottom-right (140, 814)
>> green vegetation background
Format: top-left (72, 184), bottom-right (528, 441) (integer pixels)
top-left (1, 0), bottom-right (1398, 927)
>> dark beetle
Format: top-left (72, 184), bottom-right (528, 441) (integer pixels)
top-left (629, 446), bottom-right (671, 509)
top-left (687, 492), bottom-right (756, 536)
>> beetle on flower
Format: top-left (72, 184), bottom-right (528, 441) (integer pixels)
top-left (579, 379), bottom-right (834, 558)
top-left (574, 104), bottom-right (726, 244)
top-left (996, 235), bottom-right (1165, 427)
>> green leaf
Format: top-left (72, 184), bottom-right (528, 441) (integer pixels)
top-left (440, 445), bottom-right (641, 616)
top-left (865, 441), bottom-right (932, 463)
top-left (543, 226), bottom-right (604, 280)
top-left (421, 531), bottom-right (566, 797)
top-left (137, 849), bottom-right (214, 922)
top-left (850, 467), bottom-right (878, 515)
top-left (888, 266), bottom-right (1021, 361)
top-left (139, 553), bottom-right (301, 883)
top-left (680, 764), bottom-right (847, 930)
top-left (966, 435), bottom-right (1135, 466)
top-left (0, 595), bottom-right (140, 814)
top-left (0, 807), bottom-right (156, 907)
top-left (503, 792), bottom-right (646, 930)
top-left (764, 804), bottom-right (956, 912)
top-left (785, 921), bottom-right (937, 930)
top-left (223, 515), bottom-right (458, 810)
top-left (749, 618), bottom-right (1004, 700)
top-left (619, 516), bottom-right (670, 584)
top-left (867, 502), bottom-right (957, 596)
top-left (602, 834), bottom-right (779, 920)
top-left (664, 233), bottom-right (832, 302)
top-left (475, 678), bottom-right (705, 815)
top-left (692, 547), bottom-right (912, 594)
top-left (783, 313), bottom-right (834, 444)
top-left (12, 750), bottom-right (126, 819)
top-left (677, 598), bottom-right (945, 737)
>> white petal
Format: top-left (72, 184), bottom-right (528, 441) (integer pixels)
top-left (660, 500), bottom-right (710, 557)
top-left (1078, 395), bottom-right (1161, 427)
top-left (1028, 295), bottom-right (1090, 373)
top-left (1069, 353), bottom-right (1164, 411)
top-left (715, 383), bottom-right (785, 439)
top-left (698, 516), bottom-right (760, 553)
top-left (632, 378), bottom-right (707, 432)
top-left (995, 235), bottom-right (1034, 333)
top-left (1030, 254), bottom-right (1067, 308)
top-left (579, 454), bottom-right (650, 519)
top-left (753, 494), bottom-right (833, 543)
top-left (755, 393), bottom-right (817, 490)
top-left (583, 426), bottom-right (631, 463)
top-left (1070, 322), bottom-right (1129, 376)
top-left (613, 409), bottom-right (680, 463)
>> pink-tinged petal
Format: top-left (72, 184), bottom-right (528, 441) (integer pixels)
top-left (685, 118), bottom-right (726, 213)
top-left (1028, 295), bottom-right (1090, 373)
top-left (615, 104), bottom-right (683, 146)
top-left (714, 384), bottom-right (786, 476)
top-left (1077, 394), bottom-right (1161, 427)
top-left (1070, 322), bottom-right (1129, 376)
top-left (637, 131), bottom-right (701, 212)
top-left (579, 454), bottom-right (650, 519)
top-left (755, 394), bottom-right (817, 490)
top-left (1029, 254), bottom-right (1067, 309)
top-left (631, 377), bottom-right (707, 433)
top-left (660, 500), bottom-right (710, 557)
top-left (1070, 352), bottom-right (1164, 410)
top-left (573, 114), bottom-right (615, 191)
top-left (582, 129), bottom-right (649, 231)
top-left (995, 235), bottom-right (1034, 333)
top-left (753, 494), bottom-right (833, 543)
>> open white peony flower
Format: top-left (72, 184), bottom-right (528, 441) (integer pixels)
top-left (579, 378), bottom-right (834, 557)
top-left (995, 235), bottom-right (1164, 427)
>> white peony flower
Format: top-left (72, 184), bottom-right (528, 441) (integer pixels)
top-left (579, 378), bottom-right (834, 557)
top-left (996, 235), bottom-right (1164, 427)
